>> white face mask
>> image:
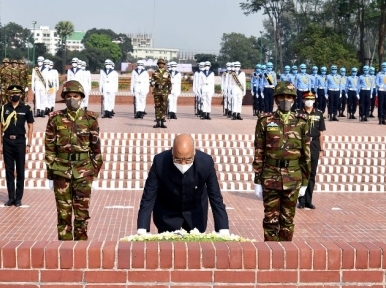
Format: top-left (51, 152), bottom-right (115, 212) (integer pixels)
top-left (171, 67), bottom-right (176, 71)
top-left (305, 100), bottom-right (314, 108)
top-left (137, 65), bottom-right (143, 70)
top-left (72, 63), bottom-right (77, 68)
top-left (44, 64), bottom-right (50, 69)
top-left (227, 67), bottom-right (231, 71)
top-left (204, 66), bottom-right (210, 71)
top-left (235, 67), bottom-right (240, 72)
top-left (199, 67), bottom-right (204, 71)
top-left (37, 61), bottom-right (43, 67)
top-left (174, 162), bottom-right (193, 174)
top-left (105, 64), bottom-right (112, 69)
top-left (81, 66), bottom-right (85, 70)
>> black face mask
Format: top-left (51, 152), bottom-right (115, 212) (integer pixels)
top-left (276, 99), bottom-right (293, 112)
top-left (11, 95), bottom-right (21, 102)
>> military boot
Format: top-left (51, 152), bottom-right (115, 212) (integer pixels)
top-left (206, 113), bottom-right (211, 120)
top-left (108, 111), bottom-right (112, 118)
top-left (40, 110), bottom-right (45, 118)
top-left (160, 120), bottom-right (167, 128)
top-left (237, 113), bottom-right (243, 120)
top-left (332, 114), bottom-right (339, 121)
top-left (35, 109), bottom-right (40, 117)
top-left (227, 110), bottom-right (232, 118)
top-left (50, 107), bottom-right (54, 112)
top-left (231, 113), bottom-right (237, 120)
top-left (224, 108), bottom-right (228, 116)
top-left (369, 112), bottom-right (375, 118)
top-left (102, 110), bottom-right (108, 118)
top-left (201, 112), bottom-right (206, 120)
top-left (153, 119), bottom-right (161, 128)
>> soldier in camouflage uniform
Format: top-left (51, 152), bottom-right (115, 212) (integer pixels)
top-left (150, 58), bottom-right (171, 128)
top-left (18, 60), bottom-right (29, 102)
top-left (10, 60), bottom-right (22, 88)
top-left (0, 58), bottom-right (12, 105)
top-left (253, 81), bottom-right (311, 241)
top-left (44, 80), bottom-right (103, 241)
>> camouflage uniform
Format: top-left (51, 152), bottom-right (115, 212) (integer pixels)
top-left (0, 58), bottom-right (11, 104)
top-left (253, 81), bottom-right (311, 241)
top-left (150, 58), bottom-right (171, 128)
top-left (44, 80), bottom-right (103, 241)
top-left (18, 60), bottom-right (29, 102)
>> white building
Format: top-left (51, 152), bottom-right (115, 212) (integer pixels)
top-left (128, 33), bottom-right (178, 61)
top-left (30, 26), bottom-right (85, 55)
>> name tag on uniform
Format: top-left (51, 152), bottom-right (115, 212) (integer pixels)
top-left (310, 115), bottom-right (320, 121)
top-left (267, 127), bottom-right (279, 131)
top-left (57, 126), bottom-right (66, 130)
top-left (17, 112), bottom-right (26, 115)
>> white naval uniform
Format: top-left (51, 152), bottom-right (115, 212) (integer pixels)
top-left (82, 69), bottom-right (92, 108)
top-left (230, 70), bottom-right (246, 113)
top-left (99, 68), bottom-right (118, 112)
top-left (168, 70), bottom-right (181, 113)
top-left (199, 70), bottom-right (215, 113)
top-left (47, 68), bottom-right (59, 109)
top-left (31, 66), bottom-right (48, 111)
top-left (130, 68), bottom-right (149, 113)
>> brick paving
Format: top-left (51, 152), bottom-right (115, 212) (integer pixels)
top-left (1, 102), bottom-right (386, 242)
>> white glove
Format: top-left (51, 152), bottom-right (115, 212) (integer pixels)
top-left (255, 93), bottom-right (259, 98)
top-left (48, 180), bottom-right (54, 191)
top-left (356, 94), bottom-right (360, 100)
top-left (339, 94), bottom-right (342, 98)
top-left (92, 181), bottom-right (98, 190)
top-left (218, 229), bottom-right (230, 236)
top-left (25, 87), bottom-right (29, 92)
top-left (254, 184), bottom-right (263, 201)
top-left (137, 228), bottom-right (147, 235)
top-left (370, 94), bottom-right (373, 99)
top-left (298, 186), bottom-right (307, 197)
top-left (315, 93), bottom-right (318, 98)
top-left (325, 94), bottom-right (329, 99)
top-left (260, 93), bottom-right (264, 99)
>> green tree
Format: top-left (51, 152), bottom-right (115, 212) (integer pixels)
top-left (218, 32), bottom-right (260, 68)
top-left (85, 34), bottom-right (122, 63)
top-left (55, 21), bottom-right (74, 73)
top-left (194, 53), bottom-right (219, 71)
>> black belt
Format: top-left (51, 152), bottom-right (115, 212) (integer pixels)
top-left (57, 152), bottom-right (89, 161)
top-left (265, 158), bottom-right (299, 168)
top-left (3, 134), bottom-right (25, 139)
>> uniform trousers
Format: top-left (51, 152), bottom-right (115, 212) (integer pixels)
top-left (226, 92), bottom-right (233, 112)
top-left (53, 175), bottom-right (93, 241)
top-left (154, 92), bottom-right (168, 120)
top-left (35, 89), bottom-right (46, 110)
top-left (298, 139), bottom-right (320, 207)
top-left (327, 90), bottom-right (340, 116)
top-left (338, 90), bottom-right (347, 113)
top-left (48, 92), bottom-right (56, 109)
top-left (359, 90), bottom-right (371, 117)
top-left (294, 90), bottom-right (304, 111)
top-left (82, 91), bottom-right (90, 108)
top-left (2, 137), bottom-right (26, 201)
top-left (134, 91), bottom-right (147, 112)
top-left (317, 88), bottom-right (327, 114)
top-left (263, 187), bottom-right (298, 241)
top-left (263, 87), bottom-right (274, 113)
top-left (231, 92), bottom-right (243, 113)
top-left (102, 92), bottom-right (115, 111)
top-left (347, 90), bottom-right (358, 115)
top-left (168, 93), bottom-right (178, 113)
top-left (201, 92), bottom-right (213, 113)
top-left (370, 89), bottom-right (376, 114)
top-left (378, 91), bottom-right (386, 120)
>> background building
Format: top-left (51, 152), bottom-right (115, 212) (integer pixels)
top-left (66, 31), bottom-right (86, 51)
top-left (31, 26), bottom-right (60, 55)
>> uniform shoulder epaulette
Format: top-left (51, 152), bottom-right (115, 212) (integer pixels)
top-left (317, 109), bottom-right (323, 113)
top-left (49, 109), bottom-right (65, 118)
top-left (258, 112), bottom-right (273, 119)
top-left (86, 110), bottom-right (98, 119)
top-left (296, 112), bottom-right (308, 120)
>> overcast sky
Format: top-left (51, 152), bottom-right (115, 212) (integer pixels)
top-left (1, 0), bottom-right (264, 54)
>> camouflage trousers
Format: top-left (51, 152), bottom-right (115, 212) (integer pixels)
top-left (53, 175), bottom-right (93, 241)
top-left (154, 92), bottom-right (168, 120)
top-left (263, 187), bottom-right (298, 241)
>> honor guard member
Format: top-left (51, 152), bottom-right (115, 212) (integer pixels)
top-left (43, 59), bottom-right (52, 115)
top-left (31, 56), bottom-right (48, 117)
top-left (358, 65), bottom-right (372, 121)
top-left (67, 58), bottom-right (82, 82)
top-left (80, 61), bottom-right (91, 110)
top-left (255, 64), bottom-right (265, 114)
top-left (18, 60), bottom-right (29, 102)
top-left (261, 62), bottom-right (277, 113)
top-left (369, 66), bottom-right (377, 118)
top-left (168, 61), bottom-right (181, 119)
top-left (310, 66), bottom-right (318, 94)
top-left (375, 62), bottom-right (386, 124)
top-left (131, 60), bottom-right (150, 119)
top-left (0, 85), bottom-right (34, 206)
top-left (150, 58), bottom-right (171, 128)
top-left (316, 66), bottom-right (327, 116)
top-left (346, 67), bottom-right (360, 119)
top-left (251, 64), bottom-right (262, 116)
top-left (230, 61), bottom-right (246, 120)
top-left (290, 65), bottom-right (298, 85)
top-left (47, 60), bottom-right (59, 113)
top-left (338, 67), bottom-right (347, 117)
top-left (294, 63), bottom-right (311, 111)
top-left (99, 59), bottom-right (118, 119)
top-left (0, 58), bottom-right (11, 104)
top-left (44, 80), bottom-right (103, 240)
top-left (325, 65), bottom-right (341, 121)
top-left (253, 81), bottom-right (311, 241)
top-left (199, 61), bottom-right (215, 120)
top-left (297, 91), bottom-right (325, 210)
top-left (280, 65), bottom-right (292, 82)
top-left (222, 62), bottom-right (232, 116)
top-left (193, 62), bottom-right (204, 116)
top-left (226, 62), bottom-right (236, 117)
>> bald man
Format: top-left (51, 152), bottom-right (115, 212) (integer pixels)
top-left (137, 134), bottom-right (230, 235)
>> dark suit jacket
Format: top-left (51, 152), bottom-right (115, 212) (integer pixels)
top-left (137, 149), bottom-right (229, 233)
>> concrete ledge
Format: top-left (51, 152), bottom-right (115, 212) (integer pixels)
top-left (1, 240), bottom-right (385, 286)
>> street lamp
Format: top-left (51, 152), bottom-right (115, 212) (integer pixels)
top-left (32, 21), bottom-right (37, 66)
top-left (259, 31), bottom-right (263, 64)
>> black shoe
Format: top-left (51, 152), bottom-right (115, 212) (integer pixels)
top-left (237, 113), bottom-right (243, 120)
top-left (231, 113), bottom-right (237, 120)
top-left (143, 111), bottom-right (147, 115)
top-left (297, 203), bottom-right (305, 209)
top-left (382, 119), bottom-right (386, 125)
top-left (341, 113), bottom-right (346, 117)
top-left (364, 117), bottom-right (368, 122)
top-left (369, 113), bottom-right (375, 118)
top-left (111, 110), bottom-right (115, 116)
top-left (360, 116), bottom-right (364, 122)
top-left (224, 109), bottom-right (228, 116)
top-left (4, 199), bottom-right (15, 206)
top-left (173, 113), bottom-right (177, 119)
top-left (332, 115), bottom-right (339, 121)
top-left (102, 110), bottom-right (108, 118)
top-left (14, 200), bottom-right (22, 207)
top-left (352, 115), bottom-right (356, 119)
top-left (134, 112), bottom-right (141, 119)
top-left (206, 113), bottom-right (211, 120)
top-left (108, 111), bottom-right (112, 118)
top-left (305, 203), bottom-right (316, 209)
top-left (160, 120), bottom-right (167, 128)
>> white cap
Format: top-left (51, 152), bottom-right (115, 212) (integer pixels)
top-left (77, 59), bottom-right (82, 65)
top-left (37, 56), bottom-right (44, 62)
top-left (43, 59), bottom-right (50, 64)
top-left (234, 61), bottom-right (241, 67)
top-left (104, 59), bottom-right (112, 65)
top-left (226, 62), bottom-right (231, 67)
top-left (71, 57), bottom-right (78, 63)
top-left (204, 61), bottom-right (211, 66)
top-left (82, 61), bottom-right (86, 67)
top-left (171, 61), bottom-right (177, 67)
top-left (49, 60), bottom-right (54, 66)
top-left (199, 62), bottom-right (205, 67)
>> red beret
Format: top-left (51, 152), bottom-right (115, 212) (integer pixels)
top-left (302, 91), bottom-right (315, 99)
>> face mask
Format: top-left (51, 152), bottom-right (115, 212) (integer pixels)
top-left (227, 67), bottom-right (231, 71)
top-left (37, 61), bottom-right (43, 67)
top-left (174, 162), bottom-right (193, 174)
top-left (72, 63), bottom-right (77, 68)
top-left (11, 95), bottom-right (21, 102)
top-left (137, 65), bottom-right (143, 70)
top-left (382, 67), bottom-right (386, 72)
top-left (65, 98), bottom-right (81, 111)
top-left (304, 100), bottom-right (314, 108)
top-left (105, 64), bottom-right (112, 69)
top-left (352, 72), bottom-right (357, 76)
top-left (204, 66), bottom-right (210, 71)
top-left (81, 66), bottom-right (85, 70)
top-left (45, 64), bottom-right (50, 69)
top-left (171, 67), bottom-right (176, 71)
top-left (341, 72), bottom-right (345, 76)
top-left (276, 99), bottom-right (293, 112)
top-left (293, 71), bottom-right (298, 74)
top-left (321, 71), bottom-right (326, 75)
top-left (267, 67), bottom-right (272, 71)
top-left (312, 70), bottom-right (318, 74)
top-left (331, 70), bottom-right (337, 75)
top-left (301, 69), bottom-right (306, 73)
top-left (235, 67), bottom-right (240, 72)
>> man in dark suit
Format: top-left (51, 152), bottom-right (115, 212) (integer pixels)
top-left (136, 134), bottom-right (230, 235)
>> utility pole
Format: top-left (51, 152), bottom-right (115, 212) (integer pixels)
top-left (260, 31), bottom-right (263, 64)
top-left (32, 21), bottom-right (37, 65)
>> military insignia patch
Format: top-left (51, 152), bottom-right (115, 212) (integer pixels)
top-left (267, 122), bottom-right (279, 127)
top-left (57, 126), bottom-right (66, 130)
